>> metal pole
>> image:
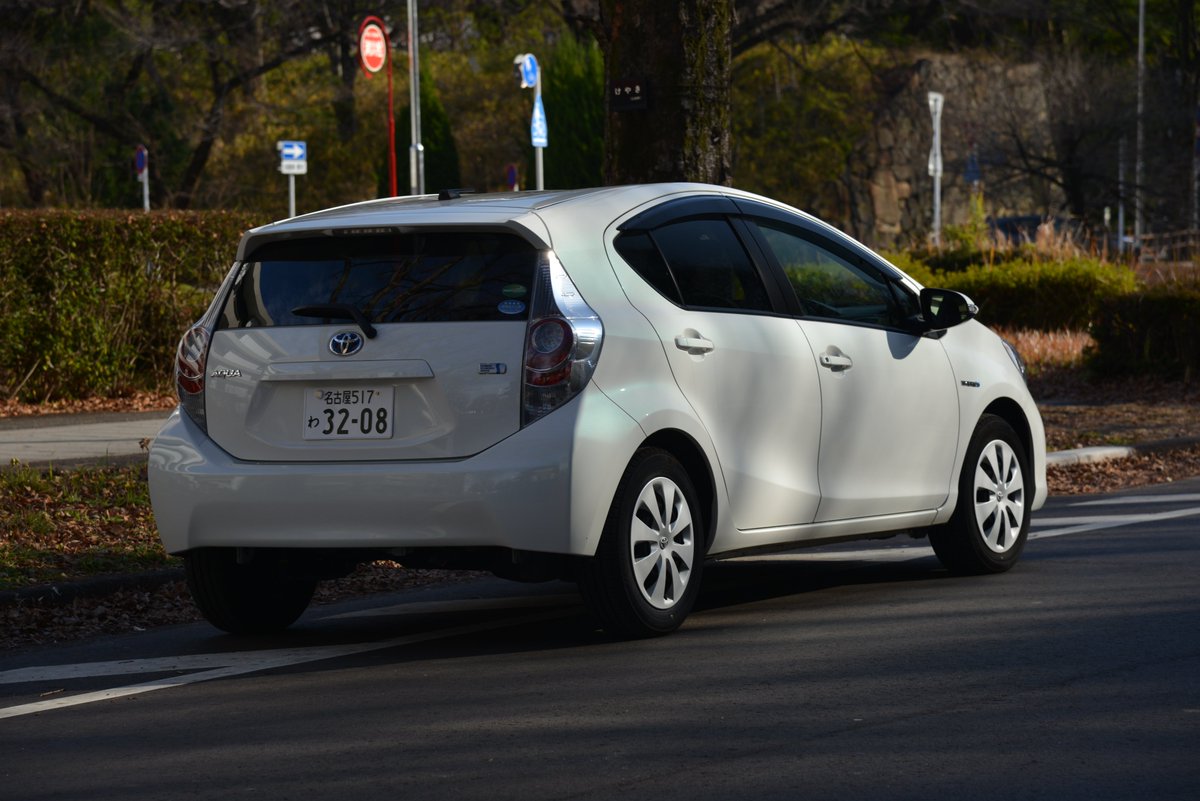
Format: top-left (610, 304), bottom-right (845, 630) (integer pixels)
top-left (141, 152), bottom-right (150, 212)
top-left (386, 24), bottom-right (396, 197)
top-left (1118, 136), bottom-right (1126, 254)
top-left (1135, 0), bottom-right (1145, 243)
top-left (288, 174), bottom-right (296, 218)
top-left (928, 92), bottom-right (944, 247)
top-left (407, 0), bottom-right (424, 195)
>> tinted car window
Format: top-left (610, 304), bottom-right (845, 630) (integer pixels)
top-left (650, 219), bottom-right (771, 311)
top-left (219, 232), bottom-right (538, 329)
top-left (613, 231), bottom-right (682, 304)
top-left (753, 222), bottom-right (906, 326)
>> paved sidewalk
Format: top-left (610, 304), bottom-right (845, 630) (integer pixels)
top-left (0, 411), bottom-right (169, 467)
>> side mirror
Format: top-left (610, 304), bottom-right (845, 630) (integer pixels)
top-left (919, 288), bottom-right (978, 332)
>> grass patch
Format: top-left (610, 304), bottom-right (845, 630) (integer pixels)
top-left (992, 327), bottom-right (1093, 375)
top-left (0, 463), bottom-right (175, 591)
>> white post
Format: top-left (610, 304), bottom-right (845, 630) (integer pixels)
top-left (928, 92), bottom-right (945, 247)
top-left (288, 174), bottom-right (296, 218)
top-left (135, 144), bottom-right (150, 211)
top-left (141, 152), bottom-right (150, 212)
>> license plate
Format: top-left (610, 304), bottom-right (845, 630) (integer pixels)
top-left (303, 387), bottom-right (394, 440)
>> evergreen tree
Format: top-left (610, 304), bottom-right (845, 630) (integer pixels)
top-left (385, 70), bottom-right (461, 196)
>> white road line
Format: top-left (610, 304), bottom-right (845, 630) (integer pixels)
top-left (0, 609), bottom-right (569, 720)
top-left (1070, 494), bottom-right (1200, 506)
top-left (1030, 505), bottom-right (1200, 540)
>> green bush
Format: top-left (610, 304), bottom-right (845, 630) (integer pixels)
top-left (0, 209), bottom-right (261, 401)
top-left (913, 258), bottom-right (1138, 330)
top-left (1088, 287), bottom-right (1200, 382)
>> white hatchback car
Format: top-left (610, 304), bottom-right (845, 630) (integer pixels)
top-left (149, 183), bottom-right (1046, 637)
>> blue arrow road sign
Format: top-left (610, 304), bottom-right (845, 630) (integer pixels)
top-left (531, 96), bottom-right (548, 148)
top-left (519, 54), bottom-right (538, 89)
top-left (278, 140), bottom-right (306, 160)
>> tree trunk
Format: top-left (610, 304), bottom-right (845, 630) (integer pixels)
top-left (599, 0), bottom-right (732, 185)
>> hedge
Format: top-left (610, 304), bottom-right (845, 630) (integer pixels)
top-left (0, 210), bottom-right (262, 401)
top-left (888, 256), bottom-right (1139, 331)
top-left (1088, 286), bottom-right (1200, 381)
top-left (0, 211), bottom-right (1186, 401)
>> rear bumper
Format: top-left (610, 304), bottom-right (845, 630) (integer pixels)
top-left (149, 387), bottom-right (643, 557)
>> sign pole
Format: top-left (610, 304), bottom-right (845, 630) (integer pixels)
top-left (407, 0), bottom-right (424, 195)
top-left (135, 144), bottom-right (150, 211)
top-left (359, 17), bottom-right (396, 197)
top-left (276, 140), bottom-right (307, 217)
top-left (515, 53), bottom-right (547, 191)
top-left (534, 68), bottom-right (544, 191)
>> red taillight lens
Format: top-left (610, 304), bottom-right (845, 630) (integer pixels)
top-left (175, 326), bottom-right (210, 395)
top-left (521, 251), bottom-right (603, 426)
top-left (175, 324), bottom-right (211, 430)
top-left (526, 318), bottom-right (572, 371)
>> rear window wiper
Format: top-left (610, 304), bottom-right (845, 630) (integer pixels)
top-left (291, 304), bottom-right (378, 339)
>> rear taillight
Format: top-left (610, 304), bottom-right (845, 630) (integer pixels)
top-left (173, 263), bottom-right (240, 433)
top-left (522, 252), bottom-right (603, 425)
top-left (175, 323), bottom-right (212, 431)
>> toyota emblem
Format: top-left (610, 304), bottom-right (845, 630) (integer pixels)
top-left (329, 330), bottom-right (364, 356)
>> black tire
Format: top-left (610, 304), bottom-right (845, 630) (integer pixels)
top-left (184, 548), bottom-right (316, 634)
top-left (929, 414), bottom-right (1032, 575)
top-left (578, 448), bottom-right (705, 638)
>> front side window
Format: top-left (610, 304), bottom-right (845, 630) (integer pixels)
top-left (754, 222), bottom-right (910, 326)
top-left (219, 232), bottom-right (538, 329)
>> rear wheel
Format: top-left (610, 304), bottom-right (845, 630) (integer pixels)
top-left (578, 449), bottom-right (705, 638)
top-left (930, 414), bottom-right (1031, 574)
top-left (184, 548), bottom-right (316, 634)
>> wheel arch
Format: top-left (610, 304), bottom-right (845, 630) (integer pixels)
top-left (640, 428), bottom-right (719, 553)
top-left (982, 397), bottom-right (1034, 464)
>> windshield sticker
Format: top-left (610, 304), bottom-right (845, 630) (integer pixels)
top-left (502, 284), bottom-right (527, 298)
top-left (498, 300), bottom-right (526, 315)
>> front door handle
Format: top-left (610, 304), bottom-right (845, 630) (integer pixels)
top-left (674, 335), bottom-right (715, 354)
top-left (819, 353), bottom-right (853, 370)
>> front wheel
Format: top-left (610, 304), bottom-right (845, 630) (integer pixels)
top-left (185, 548), bottom-right (316, 634)
top-left (578, 449), bottom-right (705, 638)
top-left (929, 414), bottom-right (1031, 575)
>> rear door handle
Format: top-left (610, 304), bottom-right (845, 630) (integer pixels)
top-left (674, 335), bottom-right (715, 354)
top-left (819, 353), bottom-right (853, 370)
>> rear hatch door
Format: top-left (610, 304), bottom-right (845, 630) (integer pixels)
top-left (204, 229), bottom-right (535, 462)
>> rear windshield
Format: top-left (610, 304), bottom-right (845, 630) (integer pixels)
top-left (218, 231), bottom-right (538, 329)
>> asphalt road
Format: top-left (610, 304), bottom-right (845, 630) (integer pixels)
top-left (2, 479), bottom-right (1198, 801)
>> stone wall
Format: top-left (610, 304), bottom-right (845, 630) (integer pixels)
top-left (847, 54), bottom-right (1066, 248)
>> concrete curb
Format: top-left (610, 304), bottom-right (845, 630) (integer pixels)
top-left (1046, 436), bottom-right (1200, 468)
top-left (0, 569), bottom-right (185, 606)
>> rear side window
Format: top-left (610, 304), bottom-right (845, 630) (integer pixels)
top-left (652, 219), bottom-right (771, 312)
top-left (219, 231), bottom-right (538, 329)
top-left (615, 218), bottom-right (772, 312)
top-left (612, 231), bottom-right (682, 303)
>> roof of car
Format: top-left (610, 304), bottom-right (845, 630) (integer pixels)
top-left (234, 184), bottom-right (741, 259)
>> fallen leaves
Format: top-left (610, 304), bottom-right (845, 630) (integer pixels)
top-left (1047, 444), bottom-right (1200, 496)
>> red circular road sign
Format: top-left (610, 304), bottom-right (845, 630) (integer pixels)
top-left (358, 21), bottom-right (387, 75)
